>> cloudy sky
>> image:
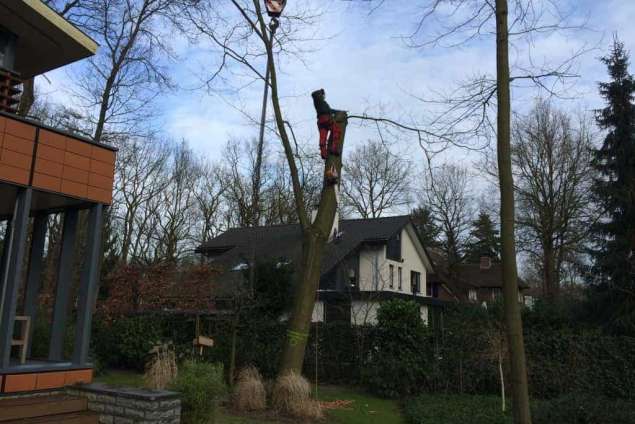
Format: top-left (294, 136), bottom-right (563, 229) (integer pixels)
top-left (42, 0), bottom-right (635, 176)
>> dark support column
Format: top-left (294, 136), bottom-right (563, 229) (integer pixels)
top-left (23, 213), bottom-right (48, 357)
top-left (73, 204), bottom-right (103, 366)
top-left (0, 222), bottom-right (12, 304)
top-left (0, 188), bottom-right (32, 368)
top-left (49, 208), bottom-right (79, 361)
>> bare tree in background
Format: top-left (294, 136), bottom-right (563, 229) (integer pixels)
top-left (376, 1), bottom-right (590, 421)
top-left (423, 163), bottom-right (473, 266)
top-left (112, 137), bottom-right (170, 263)
top-left (341, 140), bottom-right (413, 218)
top-left (154, 142), bottom-right (199, 262)
top-left (71, 0), bottom-right (178, 143)
top-left (511, 100), bottom-right (596, 297)
top-left (192, 163), bottom-right (227, 245)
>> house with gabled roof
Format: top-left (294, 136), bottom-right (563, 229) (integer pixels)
top-left (197, 215), bottom-right (444, 325)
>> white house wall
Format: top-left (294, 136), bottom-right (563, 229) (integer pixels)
top-left (311, 300), bottom-right (324, 323)
top-left (350, 302), bottom-right (429, 326)
top-left (351, 300), bottom-right (380, 325)
top-left (357, 226), bottom-right (428, 297)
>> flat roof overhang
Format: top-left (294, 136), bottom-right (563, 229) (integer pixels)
top-left (0, 0), bottom-right (98, 78)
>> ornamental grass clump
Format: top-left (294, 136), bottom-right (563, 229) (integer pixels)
top-left (144, 342), bottom-right (177, 389)
top-left (271, 371), bottom-right (323, 420)
top-left (232, 366), bottom-right (266, 412)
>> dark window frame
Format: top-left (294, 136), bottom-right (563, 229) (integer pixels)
top-left (411, 271), bottom-right (421, 293)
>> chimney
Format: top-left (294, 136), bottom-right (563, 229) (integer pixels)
top-left (480, 256), bottom-right (492, 270)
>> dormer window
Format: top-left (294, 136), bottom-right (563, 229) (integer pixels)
top-left (386, 232), bottom-right (401, 261)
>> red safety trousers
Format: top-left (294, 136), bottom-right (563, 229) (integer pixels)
top-left (317, 114), bottom-right (331, 159)
top-left (317, 114), bottom-right (342, 159)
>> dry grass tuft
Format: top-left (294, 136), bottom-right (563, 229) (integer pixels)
top-left (144, 343), bottom-right (177, 389)
top-left (231, 366), bottom-right (267, 412)
top-left (271, 371), bottom-right (323, 420)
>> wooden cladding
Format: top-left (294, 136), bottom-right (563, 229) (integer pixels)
top-left (0, 114), bottom-right (115, 204)
top-left (0, 369), bottom-right (93, 393)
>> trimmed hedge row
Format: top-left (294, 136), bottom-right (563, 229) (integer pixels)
top-left (403, 393), bottom-right (635, 424)
top-left (91, 300), bottom-right (635, 401)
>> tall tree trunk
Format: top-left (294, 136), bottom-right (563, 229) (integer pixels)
top-left (542, 243), bottom-right (558, 297)
top-left (495, 1), bottom-right (532, 423)
top-left (18, 78), bottom-right (35, 117)
top-left (278, 112), bottom-right (348, 374)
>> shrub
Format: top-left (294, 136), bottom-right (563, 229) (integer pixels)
top-left (403, 394), bottom-right (511, 424)
top-left (532, 393), bottom-right (635, 424)
top-left (271, 371), bottom-right (323, 420)
top-left (231, 366), bottom-right (266, 412)
top-left (93, 315), bottom-right (163, 371)
top-left (362, 300), bottom-right (434, 398)
top-left (144, 343), bottom-right (177, 390)
top-left (170, 361), bottom-right (226, 424)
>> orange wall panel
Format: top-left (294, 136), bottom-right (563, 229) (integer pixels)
top-left (64, 151), bottom-right (90, 171)
top-left (4, 374), bottom-right (37, 392)
top-left (91, 145), bottom-right (116, 165)
top-left (32, 173), bottom-right (62, 192)
top-left (0, 164), bottom-right (29, 185)
top-left (61, 180), bottom-right (87, 198)
top-left (1, 149), bottom-right (32, 170)
top-left (64, 369), bottom-right (93, 385)
top-left (63, 165), bottom-right (89, 184)
top-left (66, 138), bottom-right (92, 157)
top-left (90, 159), bottom-right (115, 179)
top-left (5, 119), bottom-right (36, 141)
top-left (35, 372), bottom-right (67, 390)
top-left (87, 186), bottom-right (112, 204)
top-left (3, 134), bottom-right (34, 156)
top-left (37, 144), bottom-right (65, 164)
top-left (88, 172), bottom-right (113, 190)
top-left (34, 157), bottom-right (63, 178)
top-left (39, 129), bottom-right (67, 149)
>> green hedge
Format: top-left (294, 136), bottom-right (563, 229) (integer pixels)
top-left (91, 300), bottom-right (635, 402)
top-left (532, 393), bottom-right (635, 424)
top-left (404, 393), bottom-right (635, 424)
top-left (403, 394), bottom-right (511, 424)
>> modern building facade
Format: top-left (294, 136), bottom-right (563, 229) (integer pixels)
top-left (0, 1), bottom-right (115, 394)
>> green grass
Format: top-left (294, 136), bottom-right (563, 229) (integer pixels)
top-left (95, 370), bottom-right (404, 423)
top-left (94, 369), bottom-right (145, 388)
top-left (317, 385), bottom-right (405, 424)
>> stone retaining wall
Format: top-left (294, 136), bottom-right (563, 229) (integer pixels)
top-left (67, 383), bottom-right (181, 424)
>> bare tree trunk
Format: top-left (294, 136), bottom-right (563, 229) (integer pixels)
top-left (278, 112), bottom-right (348, 375)
top-left (18, 78), bottom-right (35, 117)
top-left (495, 0), bottom-right (532, 422)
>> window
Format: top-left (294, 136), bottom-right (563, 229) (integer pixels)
top-left (411, 271), bottom-right (421, 293)
top-left (398, 267), bottom-right (402, 290)
top-left (468, 289), bottom-right (477, 301)
top-left (492, 288), bottom-right (502, 300)
top-left (389, 265), bottom-right (394, 288)
top-left (386, 232), bottom-right (402, 261)
top-left (426, 283), bottom-right (439, 298)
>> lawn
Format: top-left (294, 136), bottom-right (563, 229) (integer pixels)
top-left (95, 370), bottom-right (405, 423)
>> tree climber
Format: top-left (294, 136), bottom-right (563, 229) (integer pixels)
top-left (311, 89), bottom-right (342, 160)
